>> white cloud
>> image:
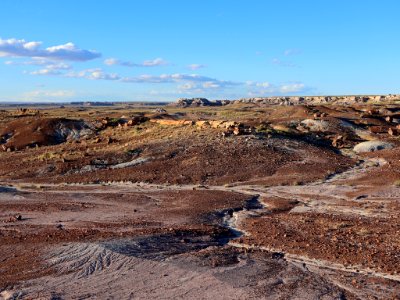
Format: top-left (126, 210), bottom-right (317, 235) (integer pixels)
top-left (46, 62), bottom-right (71, 70)
top-left (0, 38), bottom-right (100, 61)
top-left (19, 60), bottom-right (72, 76)
top-left (247, 81), bottom-right (308, 95)
top-left (202, 81), bottom-right (220, 89)
top-left (104, 57), bottom-right (168, 67)
top-left (65, 68), bottom-right (120, 80)
top-left (5, 59), bottom-right (72, 69)
top-left (279, 83), bottom-right (305, 93)
top-left (121, 73), bottom-right (238, 87)
top-left (178, 82), bottom-right (197, 90)
top-left (104, 58), bottom-right (121, 66)
top-left (142, 58), bottom-right (167, 66)
top-left (246, 81), bottom-right (272, 88)
top-left (30, 69), bottom-right (62, 76)
top-left (121, 73), bottom-right (241, 96)
top-left (284, 49), bottom-right (302, 56)
top-left (187, 64), bottom-right (206, 70)
top-left (25, 60), bottom-right (309, 96)
top-left (272, 58), bottom-right (297, 68)
top-left (177, 80), bottom-right (225, 92)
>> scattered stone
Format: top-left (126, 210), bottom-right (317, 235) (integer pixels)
top-left (9, 214), bottom-right (22, 222)
top-left (106, 137), bottom-right (115, 144)
top-left (388, 128), bottom-right (400, 136)
top-left (271, 252), bottom-right (285, 259)
top-left (299, 119), bottom-right (330, 132)
top-left (368, 126), bottom-right (388, 134)
top-left (332, 135), bottom-right (347, 148)
top-left (353, 141), bottom-right (394, 153)
top-left (153, 108), bottom-right (167, 113)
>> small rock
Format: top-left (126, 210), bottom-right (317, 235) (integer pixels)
top-left (9, 214), bottom-right (22, 222)
top-left (353, 141), bottom-right (394, 153)
top-left (272, 252), bottom-right (285, 259)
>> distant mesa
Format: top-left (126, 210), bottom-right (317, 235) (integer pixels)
top-left (168, 95), bottom-right (400, 107)
top-left (71, 101), bottom-right (115, 107)
top-left (236, 95), bottom-right (400, 106)
top-left (168, 98), bottom-right (231, 107)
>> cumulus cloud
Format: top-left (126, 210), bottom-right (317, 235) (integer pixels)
top-left (4, 59), bottom-right (72, 70)
top-left (0, 38), bottom-right (101, 61)
top-left (45, 62), bottom-right (71, 70)
top-left (30, 69), bottom-right (62, 76)
top-left (143, 58), bottom-right (168, 66)
top-left (65, 68), bottom-right (120, 80)
top-left (279, 83), bottom-right (305, 93)
top-left (104, 57), bottom-right (168, 67)
top-left (177, 81), bottom-right (228, 93)
top-left (246, 81), bottom-right (272, 88)
top-left (25, 60), bottom-right (309, 96)
top-left (246, 81), bottom-right (308, 95)
top-left (178, 82), bottom-right (198, 90)
top-left (284, 49), bottom-right (302, 56)
top-left (20, 60), bottom-right (72, 76)
top-left (272, 58), bottom-right (297, 68)
top-left (104, 58), bottom-right (121, 66)
top-left (122, 73), bottom-right (238, 86)
top-left (187, 64), bottom-right (206, 70)
top-left (120, 73), bottom-right (240, 95)
top-left (30, 67), bottom-right (237, 88)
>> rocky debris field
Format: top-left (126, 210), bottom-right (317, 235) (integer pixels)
top-left (0, 103), bottom-right (399, 299)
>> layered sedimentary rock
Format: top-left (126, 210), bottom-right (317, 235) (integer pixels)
top-left (170, 95), bottom-right (400, 107)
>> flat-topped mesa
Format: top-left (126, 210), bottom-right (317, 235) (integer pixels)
top-left (239, 96), bottom-right (306, 105)
top-left (237, 94), bottom-right (400, 106)
top-left (168, 98), bottom-right (231, 107)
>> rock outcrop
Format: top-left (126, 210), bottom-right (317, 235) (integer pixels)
top-left (168, 98), bottom-right (231, 107)
top-left (353, 141), bottom-right (394, 153)
top-left (168, 95), bottom-right (400, 107)
top-left (0, 117), bottom-right (94, 151)
top-left (236, 95), bottom-right (400, 106)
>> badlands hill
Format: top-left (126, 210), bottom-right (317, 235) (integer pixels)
top-left (169, 94), bottom-right (400, 107)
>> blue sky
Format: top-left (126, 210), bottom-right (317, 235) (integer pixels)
top-left (1, 0), bottom-right (399, 102)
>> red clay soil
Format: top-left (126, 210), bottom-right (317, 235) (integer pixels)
top-left (240, 212), bottom-right (400, 275)
top-left (0, 134), bottom-right (353, 186)
top-left (343, 147), bottom-right (400, 187)
top-left (0, 117), bottom-right (90, 150)
top-left (0, 187), bottom-right (252, 288)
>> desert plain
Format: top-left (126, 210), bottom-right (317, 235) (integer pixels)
top-left (0, 96), bottom-right (400, 299)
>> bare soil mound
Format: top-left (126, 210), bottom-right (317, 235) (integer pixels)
top-left (0, 117), bottom-right (93, 151)
top-left (53, 135), bottom-right (353, 185)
